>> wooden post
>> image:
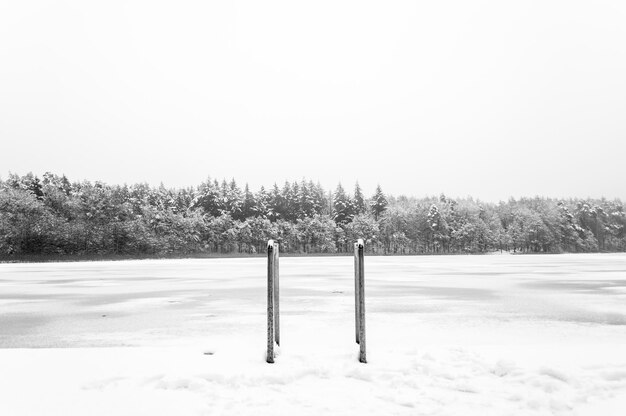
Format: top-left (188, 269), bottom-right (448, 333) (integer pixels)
top-left (354, 241), bottom-right (360, 344)
top-left (266, 240), bottom-right (275, 363)
top-left (274, 242), bottom-right (280, 346)
top-left (356, 239), bottom-right (366, 363)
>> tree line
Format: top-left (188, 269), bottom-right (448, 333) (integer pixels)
top-left (0, 172), bottom-right (624, 258)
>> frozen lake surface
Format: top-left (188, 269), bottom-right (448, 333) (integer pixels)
top-left (1, 254), bottom-right (625, 415)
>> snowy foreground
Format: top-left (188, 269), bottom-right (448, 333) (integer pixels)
top-left (1, 254), bottom-right (625, 415)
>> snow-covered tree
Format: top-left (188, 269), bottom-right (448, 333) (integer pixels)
top-left (241, 184), bottom-right (258, 219)
top-left (353, 182), bottom-right (366, 215)
top-left (370, 185), bottom-right (388, 220)
top-left (332, 183), bottom-right (354, 225)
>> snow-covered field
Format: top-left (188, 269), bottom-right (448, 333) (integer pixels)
top-left (1, 254), bottom-right (625, 415)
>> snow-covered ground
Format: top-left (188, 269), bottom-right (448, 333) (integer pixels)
top-left (1, 254), bottom-right (625, 415)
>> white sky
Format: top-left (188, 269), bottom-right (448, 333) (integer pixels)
top-left (1, 1), bottom-right (625, 201)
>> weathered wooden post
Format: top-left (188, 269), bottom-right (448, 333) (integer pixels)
top-left (355, 239), bottom-right (366, 363)
top-left (274, 242), bottom-right (280, 346)
top-left (354, 241), bottom-right (360, 344)
top-left (267, 240), bottom-right (276, 363)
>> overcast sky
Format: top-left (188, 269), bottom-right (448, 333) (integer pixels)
top-left (1, 1), bottom-right (625, 201)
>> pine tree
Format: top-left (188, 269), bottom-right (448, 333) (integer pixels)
top-left (353, 182), bottom-right (366, 215)
top-left (241, 184), bottom-right (257, 219)
top-left (311, 181), bottom-right (327, 216)
top-left (291, 181), bottom-right (301, 220)
top-left (370, 185), bottom-right (388, 220)
top-left (333, 183), bottom-right (354, 225)
top-left (281, 181), bottom-right (294, 221)
top-left (225, 179), bottom-right (243, 219)
top-left (255, 186), bottom-right (270, 219)
top-left (193, 177), bottom-right (221, 216)
top-left (267, 184), bottom-right (282, 221)
top-left (298, 179), bottom-right (314, 218)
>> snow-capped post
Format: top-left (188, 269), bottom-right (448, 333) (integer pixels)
top-left (267, 240), bottom-right (275, 363)
top-left (355, 239), bottom-right (366, 363)
top-left (274, 242), bottom-right (280, 346)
